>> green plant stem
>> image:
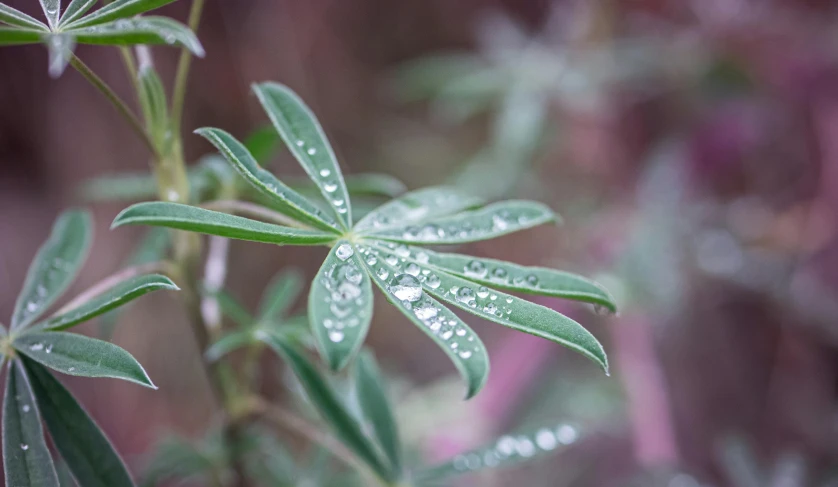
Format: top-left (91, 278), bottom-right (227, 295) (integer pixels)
top-left (68, 55), bottom-right (158, 158)
top-left (170, 0), bottom-right (205, 131)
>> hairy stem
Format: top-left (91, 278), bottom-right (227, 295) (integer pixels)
top-left (170, 0), bottom-right (206, 131)
top-left (69, 55), bottom-right (158, 157)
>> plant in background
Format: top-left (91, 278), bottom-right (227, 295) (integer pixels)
top-left (0, 0), bottom-right (617, 486)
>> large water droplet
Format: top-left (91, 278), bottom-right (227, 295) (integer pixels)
top-left (455, 287), bottom-right (476, 305)
top-left (388, 274), bottom-right (422, 302)
top-left (426, 274), bottom-right (441, 289)
top-left (413, 301), bottom-right (438, 320)
top-left (464, 260), bottom-right (487, 279)
top-left (526, 274), bottom-right (539, 286)
top-left (335, 244), bottom-right (354, 261)
top-left (490, 267), bottom-right (508, 283)
top-left (376, 267), bottom-right (389, 280)
top-left (476, 286), bottom-right (489, 299)
top-left (405, 263), bottom-right (420, 276)
top-left (483, 303), bottom-right (497, 314)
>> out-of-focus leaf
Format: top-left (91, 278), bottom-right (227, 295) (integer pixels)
top-left (140, 435), bottom-right (220, 487)
top-left (211, 288), bottom-right (254, 327)
top-left (355, 186), bottom-right (483, 233)
top-left (241, 427), bottom-right (298, 486)
top-left (258, 268), bottom-right (303, 322)
top-left (38, 0), bottom-right (59, 29)
top-left (308, 241), bottom-right (373, 371)
top-left (258, 332), bottom-right (394, 482)
top-left (340, 174), bottom-right (406, 199)
top-left (353, 350), bottom-right (402, 476)
top-left (0, 4), bottom-right (47, 30)
top-left (0, 27), bottom-right (44, 45)
top-left (23, 358), bottom-right (135, 487)
top-left (59, 0), bottom-right (96, 27)
top-left (79, 173), bottom-right (158, 201)
top-left (112, 202), bottom-right (337, 246)
top-left (390, 54), bottom-right (493, 102)
top-left (368, 243), bottom-right (608, 373)
top-left (137, 64), bottom-right (169, 150)
top-left (370, 201), bottom-right (557, 245)
top-left (67, 17), bottom-right (204, 57)
top-left (411, 248), bottom-right (616, 313)
top-left (65, 0), bottom-right (179, 29)
top-left (46, 33), bottom-right (75, 78)
top-left (415, 421), bottom-right (582, 482)
top-left (14, 332), bottom-right (156, 388)
top-left (3, 360), bottom-right (60, 487)
top-left (36, 274), bottom-right (178, 331)
top-left (243, 124), bottom-right (281, 164)
top-left (359, 248), bottom-right (489, 399)
top-left (12, 210), bottom-right (92, 331)
top-left (195, 127), bottom-right (340, 232)
top-left (253, 82), bottom-right (352, 229)
top-left (204, 329), bottom-right (254, 362)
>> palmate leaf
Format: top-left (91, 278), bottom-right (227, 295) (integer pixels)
top-left (66, 17), bottom-right (204, 57)
top-left (13, 332), bottom-right (156, 388)
top-left (35, 274), bottom-right (178, 331)
top-left (358, 247), bottom-right (490, 399)
top-left (59, 0), bottom-right (96, 27)
top-left (353, 350), bottom-right (402, 476)
top-left (253, 82), bottom-right (353, 229)
top-left (3, 360), bottom-right (60, 487)
top-left (22, 358), bottom-right (135, 487)
top-left (258, 268), bottom-right (303, 322)
top-left (368, 200), bottom-right (557, 245)
top-left (354, 186), bottom-right (483, 233)
top-left (366, 242), bottom-right (608, 373)
top-left (195, 127), bottom-right (340, 232)
top-left (63, 0), bottom-right (179, 29)
top-left (112, 202), bottom-right (338, 246)
top-left (12, 210), bottom-right (92, 331)
top-left (257, 332), bottom-right (395, 483)
top-left (309, 241), bottom-right (373, 371)
top-left (0, 4), bottom-right (48, 30)
top-left (38, 0), bottom-right (59, 29)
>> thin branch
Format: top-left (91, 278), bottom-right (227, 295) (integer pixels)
top-left (170, 0), bottom-right (206, 131)
top-left (201, 200), bottom-right (313, 229)
top-left (69, 55), bottom-right (158, 158)
top-left (200, 235), bottom-right (230, 336)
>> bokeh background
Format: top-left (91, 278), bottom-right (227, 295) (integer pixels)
top-left (2, 0), bottom-right (838, 485)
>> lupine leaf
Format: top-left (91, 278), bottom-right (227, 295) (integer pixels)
top-left (112, 202), bottom-right (337, 246)
top-left (12, 210), bottom-right (92, 331)
top-left (358, 246), bottom-right (489, 398)
top-left (212, 289), bottom-right (254, 327)
top-left (0, 4), bottom-right (48, 30)
top-left (368, 243), bottom-right (608, 373)
top-left (402, 247), bottom-right (616, 312)
top-left (0, 27), bottom-right (44, 45)
top-left (137, 64), bottom-right (169, 150)
top-left (59, 0), bottom-right (96, 27)
top-left (64, 0), bottom-right (179, 28)
top-left (80, 172), bottom-right (159, 201)
top-left (308, 241), bottom-right (373, 371)
top-left (195, 127), bottom-right (340, 232)
top-left (243, 125), bottom-right (280, 164)
top-left (140, 435), bottom-right (218, 487)
top-left (14, 332), bottom-right (156, 388)
top-left (369, 200), bottom-right (557, 245)
top-left (355, 186), bottom-right (483, 233)
top-left (36, 274), bottom-right (178, 331)
top-left (258, 268), bottom-right (303, 322)
top-left (22, 358), bottom-right (135, 487)
top-left (3, 360), bottom-right (60, 487)
top-left (353, 350), bottom-right (402, 476)
top-left (204, 329), bottom-right (255, 362)
top-left (67, 17), bottom-right (204, 57)
top-left (340, 173), bottom-right (407, 199)
top-left (46, 33), bottom-right (75, 78)
top-left (257, 332), bottom-right (394, 482)
top-left (252, 82), bottom-right (352, 229)
top-left (39, 0), bottom-right (59, 29)
top-left (416, 421), bottom-right (582, 482)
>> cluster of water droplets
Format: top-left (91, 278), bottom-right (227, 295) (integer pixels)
top-left (21, 257), bottom-right (74, 320)
top-left (357, 245), bottom-right (480, 361)
top-left (450, 423), bottom-right (580, 473)
top-left (461, 259), bottom-right (540, 289)
top-left (293, 139), bottom-right (346, 214)
top-left (319, 244), bottom-right (365, 343)
top-left (393, 208), bottom-right (537, 243)
top-left (80, 19), bottom-right (179, 45)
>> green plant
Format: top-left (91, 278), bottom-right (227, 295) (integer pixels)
top-left (1, 1), bottom-right (616, 486)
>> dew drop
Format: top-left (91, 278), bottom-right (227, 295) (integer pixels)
top-left (405, 263), bottom-right (420, 276)
top-left (496, 436), bottom-right (516, 457)
top-left (324, 182), bottom-right (338, 193)
top-left (29, 343), bottom-right (44, 352)
top-left (592, 304), bottom-right (611, 316)
top-left (490, 267), bottom-right (509, 282)
top-left (19, 444), bottom-right (28, 451)
top-left (464, 260), bottom-right (488, 279)
top-left (455, 328), bottom-right (466, 336)
top-left (21, 405), bottom-right (30, 413)
top-left (388, 274), bottom-right (423, 302)
top-left (556, 424), bottom-right (578, 444)
top-left (440, 330), bottom-right (453, 340)
top-left (385, 255), bottom-right (399, 266)
top-left (394, 245), bottom-right (410, 257)
top-left (526, 274), bottom-right (539, 286)
top-left (455, 287), bottom-right (476, 305)
top-left (307, 148), bottom-right (317, 155)
top-left (416, 252), bottom-right (429, 263)
top-left (376, 267), bottom-right (389, 280)
top-left (332, 199), bottom-right (345, 207)
top-left (328, 331), bottom-right (345, 343)
top-left (476, 286), bottom-right (489, 299)
top-left (506, 298), bottom-right (513, 304)
top-left (366, 255), bottom-right (377, 266)
top-left (459, 350), bottom-right (472, 359)
top-left (483, 303), bottom-right (497, 314)
top-left (26, 302), bottom-right (38, 313)
top-left (319, 168), bottom-right (331, 177)
top-left (413, 301), bottom-right (438, 320)
top-left (68, 367), bottom-right (76, 372)
top-left (516, 437), bottom-right (536, 457)
top-left (335, 243), bottom-right (354, 261)
top-left (426, 274), bottom-right (441, 289)
top-left (295, 140), bottom-right (305, 147)
top-left (535, 429), bottom-right (557, 450)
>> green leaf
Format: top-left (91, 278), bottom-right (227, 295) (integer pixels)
top-left (39, 0), bottom-right (59, 29)
top-left (0, 27), bottom-right (44, 45)
top-left (257, 332), bottom-right (394, 482)
top-left (211, 289), bottom-right (254, 327)
top-left (308, 241), bottom-right (373, 371)
top-left (140, 435), bottom-right (219, 487)
top-left (3, 360), bottom-right (60, 487)
top-left (0, 4), bottom-right (48, 30)
top-left (112, 202), bottom-right (337, 246)
top-left (337, 173), bottom-right (406, 199)
top-left (359, 247), bottom-right (489, 399)
top-left (46, 33), bottom-right (75, 78)
top-left (406, 247), bottom-right (616, 313)
top-left (354, 186), bottom-right (483, 233)
top-left (368, 243), bottom-right (608, 373)
top-left (353, 350), bottom-right (402, 476)
top-left (59, 0), bottom-right (96, 27)
top-left (22, 358), bottom-right (135, 487)
top-left (13, 332), bottom-right (156, 388)
top-left (252, 82), bottom-right (352, 229)
top-left (36, 274), bottom-right (178, 331)
top-left (243, 125), bottom-right (281, 164)
top-left (64, 0), bottom-right (179, 28)
top-left (79, 172), bottom-right (158, 201)
top-left (369, 200), bottom-right (557, 245)
top-left (204, 329), bottom-right (255, 362)
top-left (416, 421), bottom-right (581, 482)
top-left (258, 268), bottom-right (303, 322)
top-left (195, 127), bottom-right (340, 232)
top-left (137, 64), bottom-right (169, 150)
top-left (67, 17), bottom-right (204, 57)
top-left (12, 210), bottom-right (93, 331)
